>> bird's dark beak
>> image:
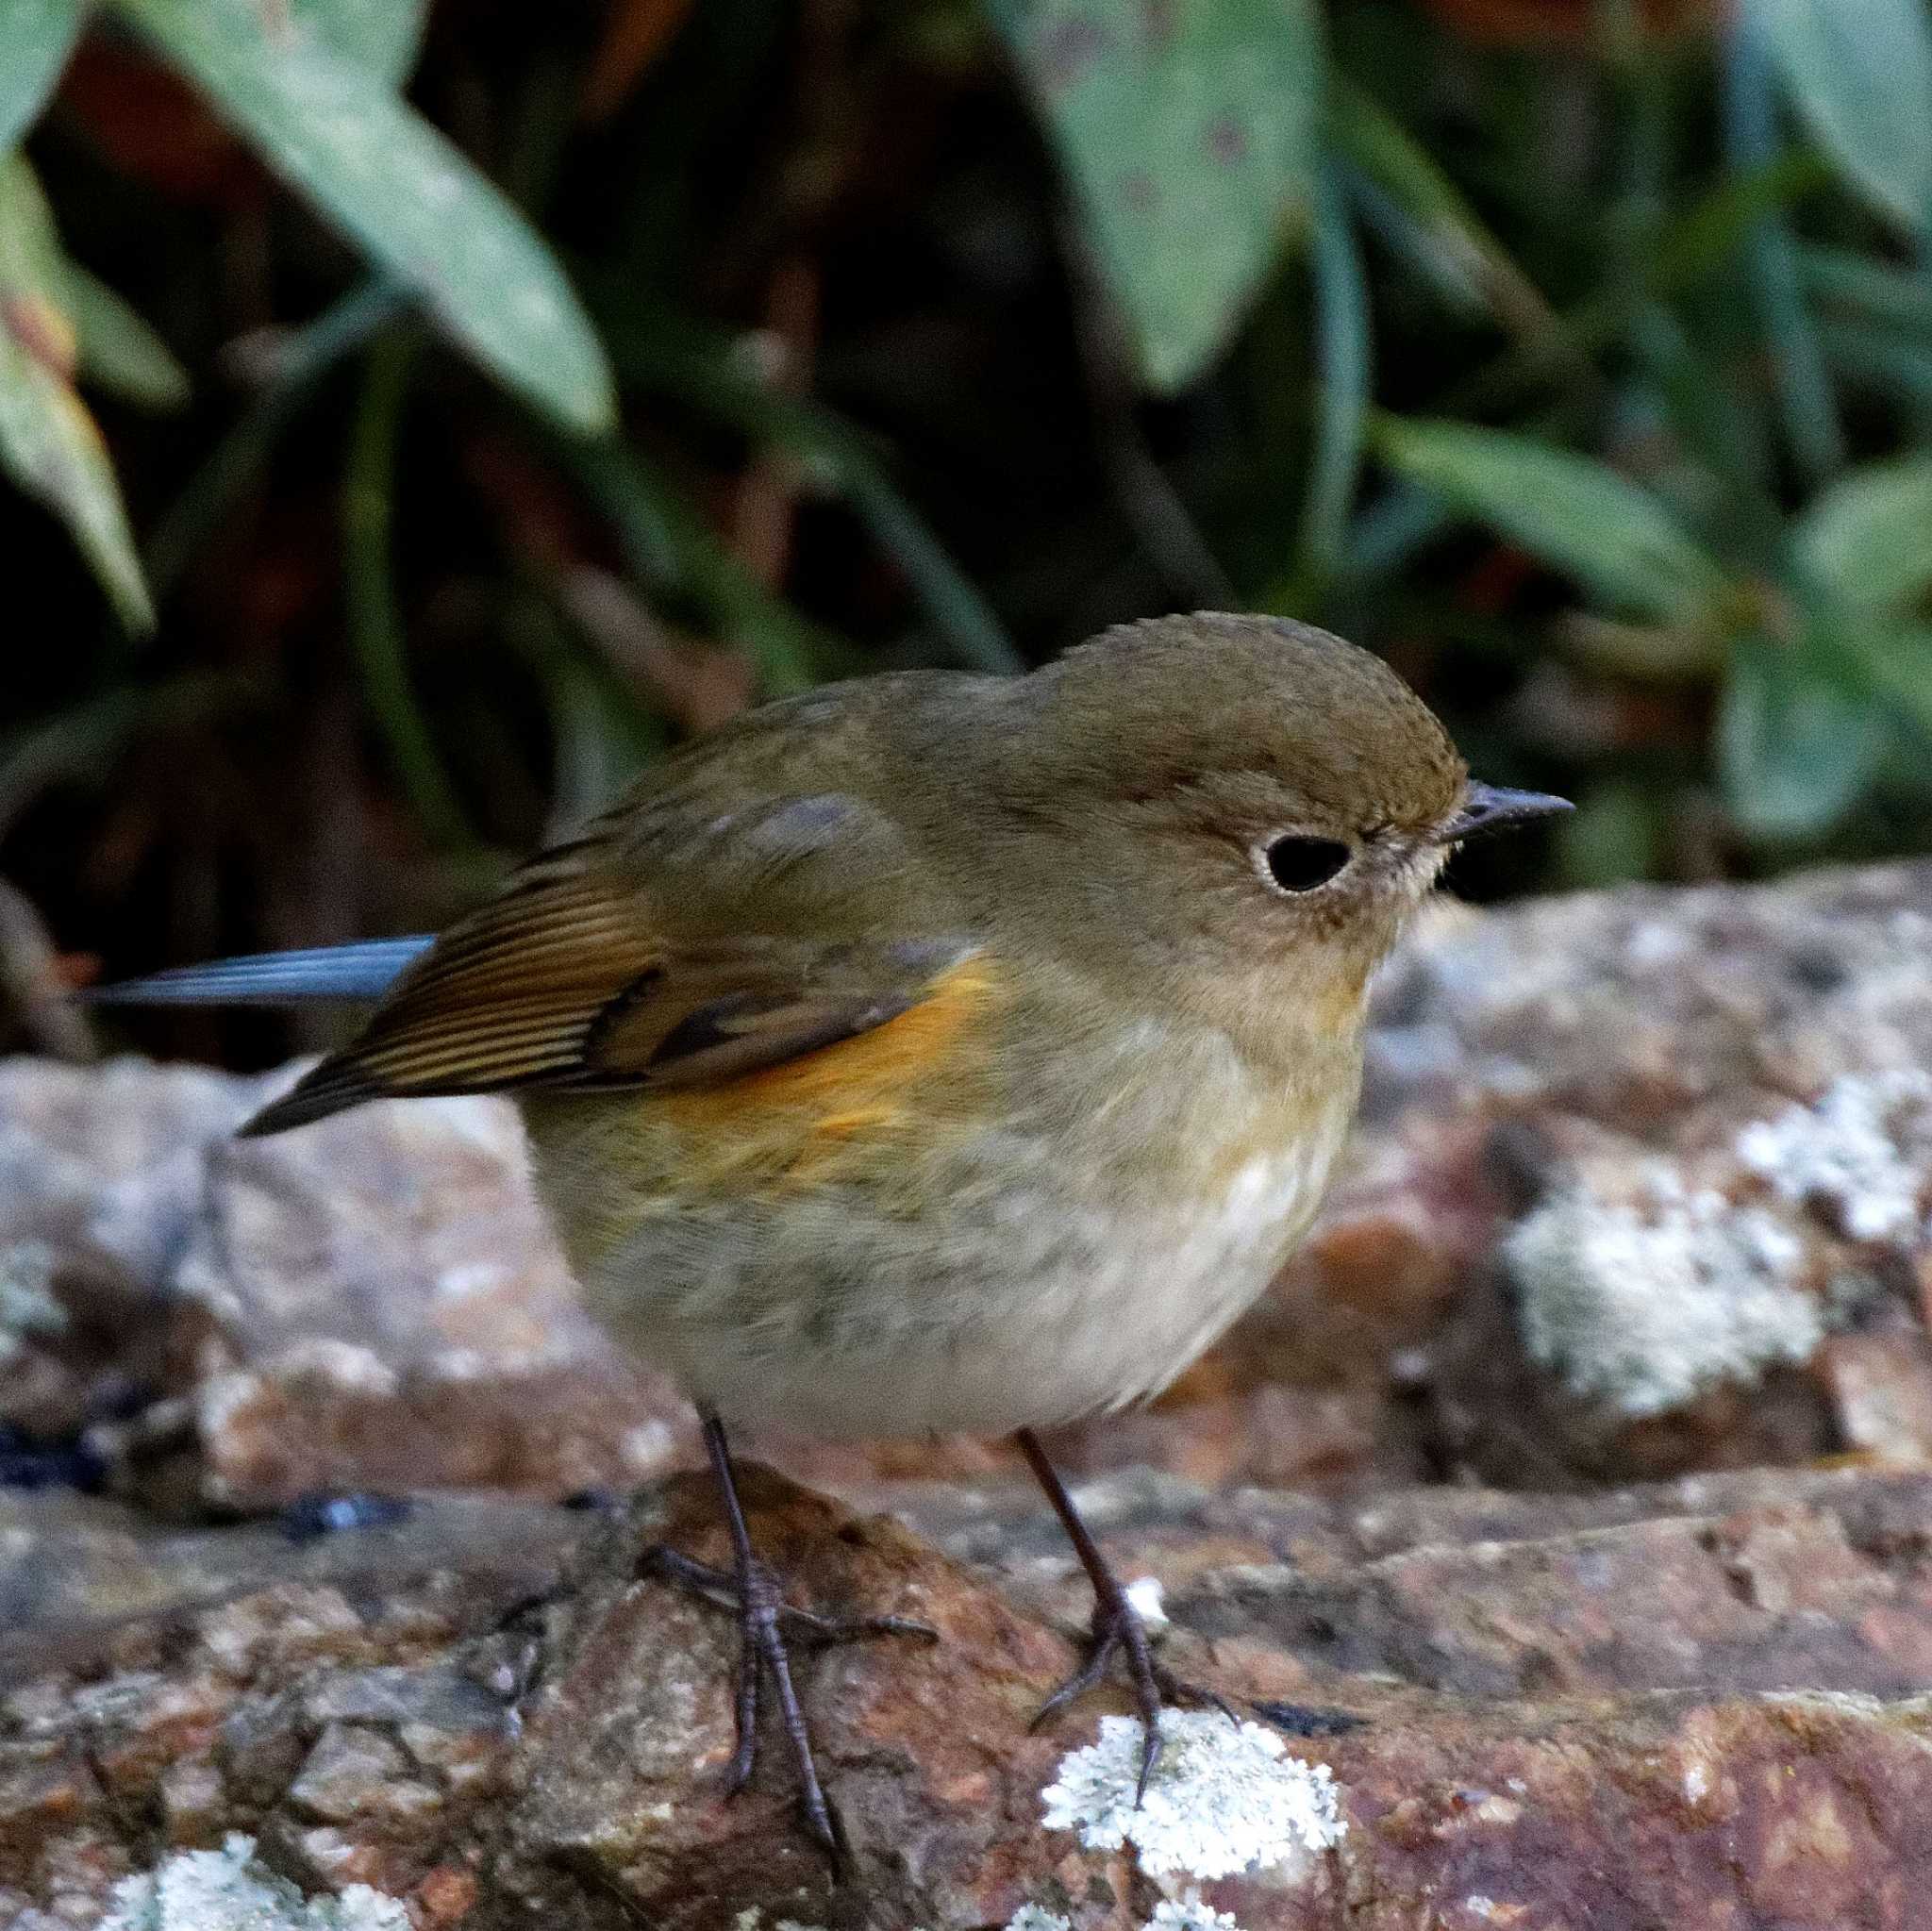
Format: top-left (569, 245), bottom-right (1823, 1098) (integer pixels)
top-left (1438, 781), bottom-right (1573, 843)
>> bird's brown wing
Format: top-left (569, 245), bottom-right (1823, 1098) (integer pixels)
top-left (241, 792), bottom-right (974, 1136)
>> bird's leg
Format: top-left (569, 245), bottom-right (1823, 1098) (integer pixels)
top-left (1017, 1427), bottom-right (1229, 1802)
top-left (638, 1414), bottom-right (933, 1852)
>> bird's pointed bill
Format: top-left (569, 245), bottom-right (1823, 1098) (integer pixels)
top-left (1440, 782), bottom-right (1572, 843)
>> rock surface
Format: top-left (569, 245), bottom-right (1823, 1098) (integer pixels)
top-left (0, 1057), bottom-right (688, 1510)
top-left (2, 859), bottom-right (1927, 1509)
top-left (9, 1465), bottom-right (1932, 1925)
top-left (3, 859), bottom-right (1932, 1923)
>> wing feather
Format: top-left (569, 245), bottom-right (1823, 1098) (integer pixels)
top-left (239, 791), bottom-right (972, 1137)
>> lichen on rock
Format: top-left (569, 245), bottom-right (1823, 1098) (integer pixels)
top-left (1737, 1069), bottom-right (1932, 1243)
top-left (1041, 1709), bottom-right (1345, 1880)
top-left (1147, 1897), bottom-right (1241, 1930)
top-left (98, 1833), bottom-right (410, 1931)
top-left (1505, 1165), bottom-right (1823, 1417)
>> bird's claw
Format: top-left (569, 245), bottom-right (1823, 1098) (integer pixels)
top-left (1029, 1591), bottom-right (1235, 1803)
top-left (640, 1541), bottom-right (934, 1851)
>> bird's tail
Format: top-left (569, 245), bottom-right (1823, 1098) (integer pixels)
top-left (84, 938), bottom-right (434, 1007)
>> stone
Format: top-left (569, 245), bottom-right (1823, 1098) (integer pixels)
top-left (0, 1057), bottom-right (689, 1507)
top-left (5, 1467), bottom-right (1932, 1924)
top-left (8, 861), bottom-right (1930, 1506)
top-left (2, 860), bottom-right (1932, 1919)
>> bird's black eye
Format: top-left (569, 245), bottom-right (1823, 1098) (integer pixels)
top-left (1261, 835), bottom-right (1351, 893)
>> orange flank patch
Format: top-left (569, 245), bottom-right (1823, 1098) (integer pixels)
top-left (653, 957), bottom-right (1001, 1182)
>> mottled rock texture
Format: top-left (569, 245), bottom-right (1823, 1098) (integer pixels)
top-left (9, 1468), bottom-right (1932, 1926)
top-left (4, 859), bottom-right (1929, 1510)
top-left (2, 860), bottom-right (1931, 1923)
top-left (0, 1058), bottom-right (686, 1509)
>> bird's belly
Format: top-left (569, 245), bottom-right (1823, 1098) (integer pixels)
top-left (560, 1112), bottom-right (1350, 1440)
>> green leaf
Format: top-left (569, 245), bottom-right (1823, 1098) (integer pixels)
top-left (1372, 415), bottom-right (1728, 625)
top-left (1800, 241), bottom-right (1932, 337)
top-left (0, 331), bottom-right (153, 630)
top-left (113, 0), bottom-right (616, 435)
top-left (1722, 20), bottom-right (1843, 484)
top-left (1718, 630), bottom-right (1887, 839)
top-left (1329, 79), bottom-right (1554, 345)
top-left (1747, 0), bottom-right (1932, 234)
top-left (343, 331), bottom-right (474, 849)
top-left (988, 0), bottom-right (1322, 391)
top-left (1299, 165), bottom-right (1369, 575)
top-left (0, 156), bottom-right (152, 629)
top-left (58, 259), bottom-right (190, 409)
top-left (293, 0), bottom-right (430, 85)
top-left (0, 148), bottom-right (188, 410)
top-left (0, 0), bottom-right (84, 153)
top-left (1851, 623), bottom-right (1932, 741)
top-left (1793, 454), bottom-right (1932, 616)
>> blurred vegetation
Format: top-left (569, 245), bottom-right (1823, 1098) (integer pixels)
top-left (4, 0), bottom-right (1932, 1061)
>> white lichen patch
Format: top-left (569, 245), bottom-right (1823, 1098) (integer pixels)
top-left (1041, 1710), bottom-right (1345, 1880)
top-left (1507, 1166), bottom-right (1820, 1417)
top-left (1149, 1893), bottom-right (1242, 1928)
top-left (1125, 1575), bottom-right (1170, 1627)
top-left (1003, 1909), bottom-right (1074, 1931)
top-left (99, 1833), bottom-right (410, 1930)
top-left (1737, 1069), bottom-right (1932, 1243)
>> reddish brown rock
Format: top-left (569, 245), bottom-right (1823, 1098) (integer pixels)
top-left (7, 1466), bottom-right (1932, 1926)
top-left (7, 859), bottom-right (1931, 1507)
top-left (1, 861), bottom-right (1930, 1922)
top-left (0, 1057), bottom-right (690, 1508)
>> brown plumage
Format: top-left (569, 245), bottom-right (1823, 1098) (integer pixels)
top-left (243, 612), bottom-right (1466, 1141)
top-left (104, 612), bottom-right (1566, 1848)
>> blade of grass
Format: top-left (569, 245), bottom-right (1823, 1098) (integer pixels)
top-left (1722, 17), bottom-right (1844, 485)
top-left (565, 438), bottom-right (843, 693)
top-left (1299, 164), bottom-right (1371, 579)
top-left (1329, 78), bottom-right (1561, 350)
top-left (606, 325), bottom-right (1019, 673)
top-left (0, 671), bottom-right (258, 838)
top-left (341, 331), bottom-right (473, 847)
top-left (1339, 482), bottom-right (1452, 584)
top-left (145, 276), bottom-right (406, 591)
top-left (1444, 151), bottom-right (1830, 422)
top-left (1626, 304), bottom-right (1776, 508)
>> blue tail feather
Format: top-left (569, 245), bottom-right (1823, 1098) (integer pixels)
top-left (84, 938), bottom-right (434, 1007)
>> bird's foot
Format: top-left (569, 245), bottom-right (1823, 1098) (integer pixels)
top-left (1029, 1590), bottom-right (1237, 1803)
top-left (640, 1542), bottom-right (935, 1851)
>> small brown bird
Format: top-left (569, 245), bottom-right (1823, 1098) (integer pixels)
top-left (98, 613), bottom-right (1565, 1847)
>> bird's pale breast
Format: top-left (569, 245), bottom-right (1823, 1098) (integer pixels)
top-left (520, 954), bottom-right (1362, 1438)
